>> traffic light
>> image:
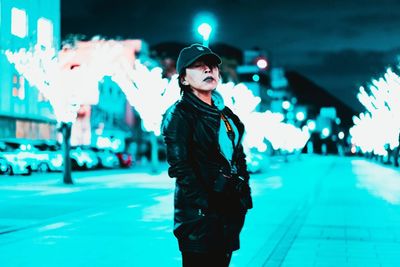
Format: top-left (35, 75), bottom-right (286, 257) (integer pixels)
top-left (255, 57), bottom-right (268, 70)
top-left (237, 50), bottom-right (270, 85)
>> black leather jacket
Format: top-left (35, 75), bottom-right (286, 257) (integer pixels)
top-left (162, 91), bottom-right (252, 253)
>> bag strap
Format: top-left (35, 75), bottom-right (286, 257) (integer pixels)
top-left (221, 112), bottom-right (236, 149)
top-left (221, 113), bottom-right (239, 175)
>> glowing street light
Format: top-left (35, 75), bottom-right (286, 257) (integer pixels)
top-left (252, 74), bottom-right (260, 82)
top-left (307, 120), bottom-right (316, 131)
top-left (282, 100), bottom-right (291, 110)
top-left (194, 12), bottom-right (217, 47)
top-left (296, 111), bottom-right (306, 121)
top-left (256, 58), bottom-right (268, 69)
top-left (197, 23), bottom-right (212, 47)
top-left (322, 127), bottom-right (330, 138)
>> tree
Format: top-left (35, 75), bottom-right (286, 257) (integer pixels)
top-left (111, 61), bottom-right (180, 173)
top-left (5, 41), bottom-right (108, 184)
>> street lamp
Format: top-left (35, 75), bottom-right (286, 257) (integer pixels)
top-left (322, 127), bottom-right (330, 138)
top-left (296, 111), bottom-right (306, 121)
top-left (194, 12), bottom-right (217, 47)
top-left (256, 58), bottom-right (268, 69)
top-left (197, 23), bottom-right (212, 47)
top-left (282, 100), bottom-right (291, 110)
top-left (307, 120), bottom-right (316, 131)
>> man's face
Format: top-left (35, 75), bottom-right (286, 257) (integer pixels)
top-left (182, 58), bottom-right (220, 93)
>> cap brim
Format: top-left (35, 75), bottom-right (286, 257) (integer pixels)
top-left (185, 53), bottom-right (222, 69)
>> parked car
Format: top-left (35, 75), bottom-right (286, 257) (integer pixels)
top-left (0, 139), bottom-right (63, 173)
top-left (32, 141), bottom-right (63, 172)
top-left (70, 146), bottom-right (99, 170)
top-left (115, 151), bottom-right (133, 168)
top-left (0, 141), bottom-right (32, 175)
top-left (0, 157), bottom-right (8, 173)
top-left (90, 147), bottom-right (119, 169)
top-left (1, 140), bottom-right (40, 171)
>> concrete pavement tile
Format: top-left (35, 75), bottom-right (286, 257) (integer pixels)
top-left (345, 227), bottom-right (371, 241)
top-left (374, 242), bottom-right (400, 253)
top-left (379, 259), bottom-right (400, 267)
top-left (317, 240), bottom-right (347, 252)
top-left (370, 229), bottom-right (397, 241)
top-left (281, 258), bottom-right (315, 267)
top-left (314, 260), bottom-right (348, 267)
top-left (289, 244), bottom-right (319, 253)
top-left (345, 240), bottom-right (375, 249)
top-left (297, 225), bottom-right (323, 238)
top-left (321, 227), bottom-right (346, 239)
top-left (346, 252), bottom-right (379, 261)
top-left (346, 259), bottom-right (382, 267)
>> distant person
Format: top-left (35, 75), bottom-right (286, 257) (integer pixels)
top-left (162, 44), bottom-right (253, 266)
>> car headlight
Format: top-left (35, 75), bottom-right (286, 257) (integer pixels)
top-left (51, 155), bottom-right (63, 167)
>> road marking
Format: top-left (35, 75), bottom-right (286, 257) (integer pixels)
top-left (38, 222), bottom-right (69, 232)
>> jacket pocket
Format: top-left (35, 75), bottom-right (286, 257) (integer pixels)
top-left (174, 206), bottom-right (218, 241)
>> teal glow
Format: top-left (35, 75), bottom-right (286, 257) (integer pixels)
top-left (193, 12), bottom-right (217, 46)
top-left (307, 120), bottom-right (316, 131)
top-left (322, 127), bottom-right (330, 138)
top-left (256, 58), bottom-right (268, 69)
top-left (282, 100), bottom-right (291, 110)
top-left (286, 111), bottom-right (294, 121)
top-left (197, 23), bottom-right (212, 41)
top-left (252, 74), bottom-right (260, 82)
top-left (296, 111), bottom-right (305, 121)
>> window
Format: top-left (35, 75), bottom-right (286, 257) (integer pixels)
top-left (11, 7), bottom-right (27, 38)
top-left (37, 17), bottom-right (53, 48)
top-left (12, 74), bottom-right (25, 100)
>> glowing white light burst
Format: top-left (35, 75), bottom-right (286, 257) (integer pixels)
top-left (5, 41), bottom-right (122, 123)
top-left (216, 82), bottom-right (309, 154)
top-left (5, 39), bottom-right (309, 163)
top-left (111, 60), bottom-right (180, 136)
top-left (350, 67), bottom-right (400, 155)
top-left (5, 45), bottom-right (81, 123)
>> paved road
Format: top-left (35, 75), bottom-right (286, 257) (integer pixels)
top-left (1, 155), bottom-right (400, 266)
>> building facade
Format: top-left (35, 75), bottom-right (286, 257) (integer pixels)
top-left (59, 39), bottom-right (156, 152)
top-left (0, 0), bottom-right (60, 139)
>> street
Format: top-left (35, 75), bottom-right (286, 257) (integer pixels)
top-left (1, 155), bottom-right (400, 266)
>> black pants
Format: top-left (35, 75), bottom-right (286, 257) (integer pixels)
top-left (182, 251), bottom-right (232, 267)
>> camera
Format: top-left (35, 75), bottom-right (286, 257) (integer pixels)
top-left (213, 169), bottom-right (247, 195)
top-left (212, 169), bottom-right (253, 210)
top-left (213, 171), bottom-right (230, 193)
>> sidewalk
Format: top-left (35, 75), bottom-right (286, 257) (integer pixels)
top-left (1, 155), bottom-right (400, 266)
top-left (235, 156), bottom-right (400, 267)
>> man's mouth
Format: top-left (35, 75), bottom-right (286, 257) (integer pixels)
top-left (203, 76), bottom-right (214, 82)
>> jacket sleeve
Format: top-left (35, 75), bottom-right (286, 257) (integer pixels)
top-left (162, 106), bottom-right (209, 209)
top-left (236, 141), bottom-right (253, 210)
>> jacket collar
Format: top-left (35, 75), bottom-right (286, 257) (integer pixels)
top-left (182, 91), bottom-right (220, 116)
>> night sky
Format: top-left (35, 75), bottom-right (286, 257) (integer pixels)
top-left (61, 0), bottom-right (400, 111)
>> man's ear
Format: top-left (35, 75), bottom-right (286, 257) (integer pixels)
top-left (181, 78), bottom-right (189, 85)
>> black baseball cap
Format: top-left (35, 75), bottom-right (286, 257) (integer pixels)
top-left (176, 44), bottom-right (221, 75)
